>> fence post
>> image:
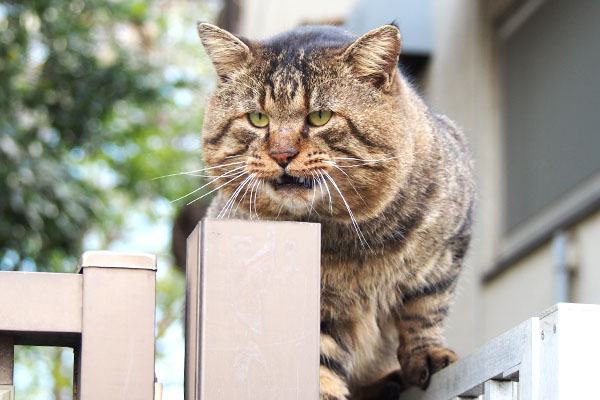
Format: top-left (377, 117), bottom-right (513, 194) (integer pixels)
top-left (185, 219), bottom-right (321, 400)
top-left (76, 251), bottom-right (157, 400)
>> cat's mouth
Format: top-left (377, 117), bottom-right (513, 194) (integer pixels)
top-left (271, 173), bottom-right (314, 191)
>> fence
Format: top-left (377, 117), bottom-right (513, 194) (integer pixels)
top-left (184, 219), bottom-right (321, 399)
top-left (1, 220), bottom-right (599, 400)
top-left (0, 251), bottom-right (157, 400)
top-left (402, 303), bottom-right (600, 400)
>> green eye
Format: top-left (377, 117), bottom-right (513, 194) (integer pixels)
top-left (307, 110), bottom-right (332, 126)
top-left (248, 112), bottom-right (269, 128)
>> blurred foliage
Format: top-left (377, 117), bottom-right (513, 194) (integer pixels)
top-left (0, 0), bottom-right (214, 273)
top-left (0, 0), bottom-right (219, 398)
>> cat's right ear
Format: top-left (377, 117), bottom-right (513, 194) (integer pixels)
top-left (342, 25), bottom-right (402, 91)
top-left (197, 23), bottom-right (252, 82)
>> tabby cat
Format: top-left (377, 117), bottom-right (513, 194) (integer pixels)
top-left (196, 22), bottom-right (474, 400)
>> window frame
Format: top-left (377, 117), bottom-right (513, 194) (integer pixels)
top-left (483, 0), bottom-right (600, 280)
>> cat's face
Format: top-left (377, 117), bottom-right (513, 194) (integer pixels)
top-left (198, 24), bottom-right (413, 225)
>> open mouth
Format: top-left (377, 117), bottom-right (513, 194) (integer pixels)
top-left (272, 173), bottom-right (315, 190)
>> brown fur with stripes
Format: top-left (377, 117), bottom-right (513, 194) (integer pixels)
top-left (197, 23), bottom-right (474, 399)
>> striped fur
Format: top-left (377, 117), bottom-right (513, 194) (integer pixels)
top-left (197, 23), bottom-right (474, 399)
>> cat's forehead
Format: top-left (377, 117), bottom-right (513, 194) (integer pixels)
top-left (258, 25), bottom-right (354, 78)
top-left (254, 26), bottom-right (354, 115)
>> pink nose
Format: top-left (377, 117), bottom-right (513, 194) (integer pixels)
top-left (269, 149), bottom-right (298, 167)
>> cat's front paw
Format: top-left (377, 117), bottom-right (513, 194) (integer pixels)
top-left (399, 346), bottom-right (457, 389)
top-left (350, 371), bottom-right (405, 400)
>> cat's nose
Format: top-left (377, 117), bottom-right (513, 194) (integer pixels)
top-left (269, 148), bottom-right (298, 167)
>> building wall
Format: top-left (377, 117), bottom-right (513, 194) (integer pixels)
top-left (237, 0), bottom-right (357, 40)
top-left (421, 0), bottom-right (503, 355)
top-left (423, 0), bottom-right (600, 355)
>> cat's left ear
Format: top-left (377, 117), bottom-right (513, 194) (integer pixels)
top-left (197, 23), bottom-right (252, 82)
top-left (343, 25), bottom-right (402, 90)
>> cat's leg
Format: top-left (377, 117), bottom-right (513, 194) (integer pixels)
top-left (320, 322), bottom-right (353, 400)
top-left (348, 371), bottom-right (405, 400)
top-left (395, 270), bottom-right (459, 390)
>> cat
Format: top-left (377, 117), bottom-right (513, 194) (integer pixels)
top-left (196, 22), bottom-right (474, 400)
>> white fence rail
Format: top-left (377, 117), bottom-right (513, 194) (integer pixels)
top-left (402, 303), bottom-right (600, 400)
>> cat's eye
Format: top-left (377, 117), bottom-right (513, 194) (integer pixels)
top-left (307, 110), bottom-right (332, 127)
top-left (248, 112), bottom-right (269, 128)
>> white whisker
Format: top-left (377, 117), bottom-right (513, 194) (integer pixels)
top-left (171, 166), bottom-right (245, 203)
top-left (253, 180), bottom-right (263, 220)
top-left (218, 174), bottom-right (254, 219)
top-left (317, 170), bottom-right (333, 214)
top-left (186, 170), bottom-right (246, 206)
top-left (311, 171), bottom-right (325, 203)
top-left (322, 170), bottom-right (370, 248)
top-left (308, 176), bottom-right (317, 218)
top-left (233, 175), bottom-right (256, 215)
top-left (227, 174), bottom-right (256, 218)
top-left (248, 178), bottom-right (260, 220)
top-left (274, 202), bottom-right (285, 221)
top-left (323, 161), bottom-right (365, 203)
top-left (227, 175), bottom-right (255, 218)
top-left (153, 161), bottom-right (245, 180)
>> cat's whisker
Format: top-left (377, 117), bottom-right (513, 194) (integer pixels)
top-left (322, 170), bottom-right (370, 249)
top-left (227, 175), bottom-right (256, 218)
top-left (218, 174), bottom-right (255, 219)
top-left (186, 170), bottom-right (247, 206)
top-left (227, 173), bottom-right (256, 218)
top-left (180, 174), bottom-right (224, 178)
top-left (248, 177), bottom-right (261, 220)
top-left (274, 202), bottom-right (285, 221)
top-left (253, 180), bottom-right (262, 220)
top-left (228, 175), bottom-right (257, 218)
top-left (254, 178), bottom-right (263, 220)
top-left (317, 170), bottom-right (333, 214)
top-left (308, 175), bottom-right (316, 219)
top-left (303, 172), bottom-right (320, 219)
top-left (311, 171), bottom-right (326, 203)
top-left (152, 161), bottom-right (245, 180)
top-left (323, 161), bottom-right (365, 204)
top-left (233, 174), bottom-right (257, 216)
top-left (309, 184), bottom-right (321, 218)
top-left (170, 166), bottom-right (246, 203)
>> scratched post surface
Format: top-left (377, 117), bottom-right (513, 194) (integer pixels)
top-left (185, 219), bottom-right (320, 400)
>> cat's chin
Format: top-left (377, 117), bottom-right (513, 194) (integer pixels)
top-left (263, 182), bottom-right (316, 215)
